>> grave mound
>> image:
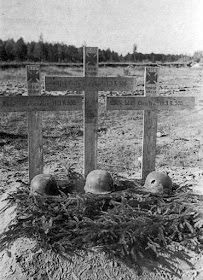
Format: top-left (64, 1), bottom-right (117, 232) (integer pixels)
top-left (0, 172), bottom-right (203, 279)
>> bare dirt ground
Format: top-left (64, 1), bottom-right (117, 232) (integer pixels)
top-left (0, 65), bottom-right (203, 279)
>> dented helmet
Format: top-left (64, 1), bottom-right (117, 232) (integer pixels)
top-left (144, 171), bottom-right (172, 194)
top-left (30, 174), bottom-right (59, 196)
top-left (84, 170), bottom-right (113, 194)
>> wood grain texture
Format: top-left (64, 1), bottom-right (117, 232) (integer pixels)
top-left (142, 67), bottom-right (159, 180)
top-left (83, 47), bottom-right (98, 177)
top-left (28, 112), bottom-right (43, 181)
top-left (27, 65), bottom-right (43, 181)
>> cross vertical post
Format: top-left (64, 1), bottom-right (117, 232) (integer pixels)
top-left (141, 67), bottom-right (159, 180)
top-left (83, 47), bottom-right (98, 176)
top-left (27, 65), bottom-right (43, 181)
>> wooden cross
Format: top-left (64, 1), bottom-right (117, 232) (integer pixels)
top-left (0, 65), bottom-right (83, 181)
top-left (45, 46), bottom-right (136, 177)
top-left (106, 67), bottom-right (196, 180)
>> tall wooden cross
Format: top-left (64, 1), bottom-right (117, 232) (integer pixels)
top-left (106, 67), bottom-right (195, 179)
top-left (45, 46), bottom-right (136, 177)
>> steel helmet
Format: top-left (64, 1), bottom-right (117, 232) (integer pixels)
top-left (84, 170), bottom-right (113, 194)
top-left (144, 171), bottom-right (172, 194)
top-left (30, 174), bottom-right (59, 196)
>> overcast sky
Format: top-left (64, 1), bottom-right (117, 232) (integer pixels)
top-left (0, 0), bottom-right (202, 55)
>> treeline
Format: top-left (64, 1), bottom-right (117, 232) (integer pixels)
top-left (0, 37), bottom-right (191, 63)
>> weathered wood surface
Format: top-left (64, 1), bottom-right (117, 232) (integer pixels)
top-left (106, 96), bottom-right (195, 111)
top-left (28, 112), bottom-right (43, 181)
top-left (142, 67), bottom-right (159, 180)
top-left (106, 67), bottom-right (196, 180)
top-left (0, 95), bottom-right (83, 112)
top-left (45, 76), bottom-right (136, 92)
top-left (142, 109), bottom-right (158, 180)
top-left (83, 47), bottom-right (98, 176)
top-left (27, 65), bottom-right (43, 181)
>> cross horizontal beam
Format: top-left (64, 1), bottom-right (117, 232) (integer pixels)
top-left (0, 95), bottom-right (82, 112)
top-left (106, 96), bottom-right (195, 111)
top-left (45, 76), bottom-right (136, 92)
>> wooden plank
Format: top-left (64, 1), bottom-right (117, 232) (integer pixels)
top-left (106, 96), bottom-right (195, 111)
top-left (83, 47), bottom-right (98, 177)
top-left (142, 67), bottom-right (159, 180)
top-left (45, 76), bottom-right (136, 92)
top-left (142, 109), bottom-right (157, 180)
top-left (27, 65), bottom-right (43, 181)
top-left (0, 95), bottom-right (83, 112)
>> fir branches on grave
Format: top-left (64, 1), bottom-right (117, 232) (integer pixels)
top-left (0, 181), bottom-right (203, 265)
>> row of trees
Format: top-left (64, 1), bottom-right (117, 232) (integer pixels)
top-left (0, 37), bottom-right (192, 63)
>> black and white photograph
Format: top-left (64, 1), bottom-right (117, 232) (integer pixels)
top-left (0, 0), bottom-right (203, 279)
